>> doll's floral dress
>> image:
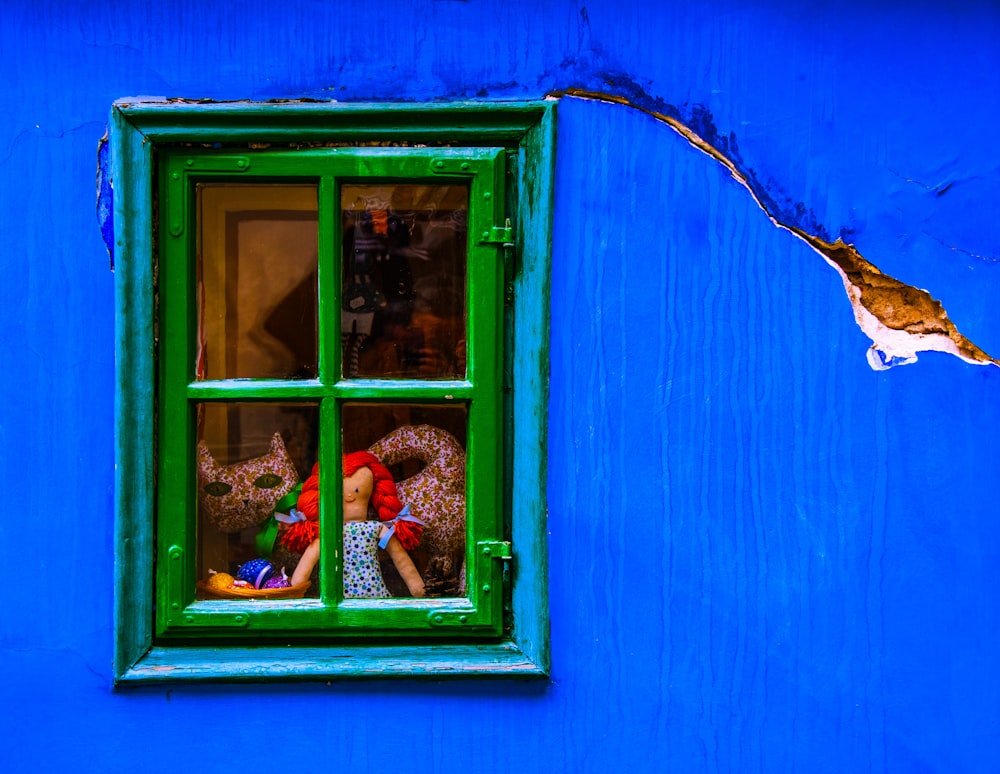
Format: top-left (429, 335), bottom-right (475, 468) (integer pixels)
top-left (343, 521), bottom-right (390, 598)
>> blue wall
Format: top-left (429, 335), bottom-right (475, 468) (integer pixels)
top-left (2, 1), bottom-right (998, 771)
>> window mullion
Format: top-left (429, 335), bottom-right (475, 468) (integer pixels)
top-left (317, 173), bottom-right (343, 609)
top-left (317, 173), bottom-right (339, 380)
top-left (317, 396), bottom-right (343, 607)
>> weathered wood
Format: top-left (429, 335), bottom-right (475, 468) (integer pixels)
top-left (111, 107), bottom-right (155, 680)
top-left (119, 643), bottom-right (546, 684)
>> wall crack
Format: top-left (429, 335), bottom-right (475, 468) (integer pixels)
top-left (552, 88), bottom-right (998, 370)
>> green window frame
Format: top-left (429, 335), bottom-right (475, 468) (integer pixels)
top-left (111, 100), bottom-right (554, 683)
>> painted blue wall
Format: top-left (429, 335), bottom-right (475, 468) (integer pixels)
top-left (2, 1), bottom-right (998, 771)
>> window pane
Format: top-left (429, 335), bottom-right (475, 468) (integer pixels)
top-left (195, 402), bottom-right (318, 598)
top-left (343, 403), bottom-right (468, 598)
top-left (341, 184), bottom-right (467, 379)
top-left (197, 184), bottom-right (318, 381)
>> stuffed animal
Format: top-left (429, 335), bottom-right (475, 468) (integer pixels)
top-left (368, 424), bottom-right (467, 594)
top-left (197, 432), bottom-right (299, 532)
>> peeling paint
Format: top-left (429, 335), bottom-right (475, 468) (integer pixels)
top-left (552, 88), bottom-right (998, 370)
top-left (795, 234), bottom-right (997, 369)
top-left (96, 131), bottom-right (114, 270)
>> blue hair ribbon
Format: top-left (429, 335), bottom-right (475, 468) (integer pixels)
top-left (274, 507), bottom-right (306, 524)
top-left (377, 504), bottom-right (426, 549)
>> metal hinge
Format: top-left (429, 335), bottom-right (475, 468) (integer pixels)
top-left (479, 218), bottom-right (514, 248)
top-left (477, 540), bottom-right (512, 560)
top-left (480, 218), bottom-right (516, 302)
top-left (425, 541), bottom-right (511, 630)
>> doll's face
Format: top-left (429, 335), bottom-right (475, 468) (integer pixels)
top-left (343, 467), bottom-right (374, 522)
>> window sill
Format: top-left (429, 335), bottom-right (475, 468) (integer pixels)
top-left (116, 642), bottom-right (548, 684)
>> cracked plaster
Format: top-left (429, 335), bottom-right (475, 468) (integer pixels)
top-left (553, 89), bottom-right (998, 370)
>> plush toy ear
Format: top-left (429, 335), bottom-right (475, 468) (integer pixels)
top-left (197, 441), bottom-right (217, 472)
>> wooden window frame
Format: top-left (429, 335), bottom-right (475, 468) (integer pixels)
top-left (111, 99), bottom-right (554, 684)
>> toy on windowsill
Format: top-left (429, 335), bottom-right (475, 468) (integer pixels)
top-left (263, 567), bottom-right (292, 589)
top-left (197, 566), bottom-right (310, 600)
top-left (279, 451), bottom-right (426, 598)
top-left (204, 570), bottom-right (236, 593)
top-left (237, 557), bottom-right (275, 588)
top-left (195, 433), bottom-right (313, 599)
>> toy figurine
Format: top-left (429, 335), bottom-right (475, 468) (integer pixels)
top-left (279, 451), bottom-right (425, 598)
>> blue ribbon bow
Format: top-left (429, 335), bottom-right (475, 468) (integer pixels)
top-left (378, 504), bottom-right (426, 549)
top-left (274, 507), bottom-right (306, 524)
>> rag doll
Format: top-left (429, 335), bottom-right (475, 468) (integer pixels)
top-left (278, 451), bottom-right (425, 598)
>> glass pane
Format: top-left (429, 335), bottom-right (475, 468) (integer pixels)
top-left (197, 184), bottom-right (318, 381)
top-left (342, 403), bottom-right (468, 598)
top-left (341, 184), bottom-right (467, 379)
top-left (195, 402), bottom-right (319, 599)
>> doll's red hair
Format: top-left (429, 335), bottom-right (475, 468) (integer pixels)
top-left (279, 451), bottom-right (422, 553)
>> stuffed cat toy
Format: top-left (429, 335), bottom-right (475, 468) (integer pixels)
top-left (197, 432), bottom-right (299, 532)
top-left (368, 424), bottom-right (467, 594)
